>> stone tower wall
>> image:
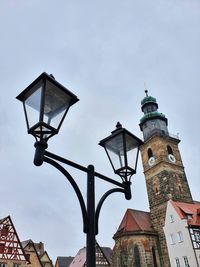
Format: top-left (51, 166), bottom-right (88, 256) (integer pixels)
top-left (140, 134), bottom-right (193, 267)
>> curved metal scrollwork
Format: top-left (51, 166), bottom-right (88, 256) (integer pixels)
top-left (43, 156), bottom-right (88, 233)
top-left (95, 188), bottom-right (126, 235)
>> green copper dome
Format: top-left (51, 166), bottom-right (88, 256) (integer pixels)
top-left (141, 95), bottom-right (157, 106)
top-left (139, 90), bottom-right (169, 139)
top-left (140, 111), bottom-right (166, 124)
top-left (141, 90), bottom-right (158, 112)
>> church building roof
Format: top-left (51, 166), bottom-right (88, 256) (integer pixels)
top-left (114, 209), bottom-right (156, 237)
top-left (170, 200), bottom-right (200, 226)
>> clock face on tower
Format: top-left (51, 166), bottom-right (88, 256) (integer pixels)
top-left (168, 154), bottom-right (176, 163)
top-left (148, 156), bottom-right (155, 166)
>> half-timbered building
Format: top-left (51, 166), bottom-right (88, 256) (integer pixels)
top-left (0, 216), bottom-right (28, 267)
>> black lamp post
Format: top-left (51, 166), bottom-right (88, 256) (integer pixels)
top-left (17, 72), bottom-right (143, 267)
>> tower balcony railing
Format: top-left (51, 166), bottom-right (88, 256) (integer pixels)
top-left (145, 129), bottom-right (179, 141)
top-left (169, 132), bottom-right (180, 140)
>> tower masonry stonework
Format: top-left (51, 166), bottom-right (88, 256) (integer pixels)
top-left (111, 92), bottom-right (195, 267)
top-left (139, 92), bottom-right (193, 267)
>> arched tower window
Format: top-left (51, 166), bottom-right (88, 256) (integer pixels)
top-left (147, 148), bottom-right (153, 159)
top-left (152, 247), bottom-right (158, 267)
top-left (134, 245), bottom-right (141, 267)
top-left (167, 145), bottom-right (173, 155)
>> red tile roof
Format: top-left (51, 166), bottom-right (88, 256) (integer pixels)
top-left (114, 209), bottom-right (155, 236)
top-left (170, 200), bottom-right (200, 226)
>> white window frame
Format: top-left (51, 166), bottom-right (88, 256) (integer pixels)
top-left (170, 234), bottom-right (175, 245)
top-left (177, 231), bottom-right (183, 242)
top-left (187, 214), bottom-right (192, 219)
top-left (169, 214), bottom-right (174, 223)
top-left (194, 230), bottom-right (200, 242)
top-left (183, 256), bottom-right (189, 267)
top-left (174, 258), bottom-right (180, 267)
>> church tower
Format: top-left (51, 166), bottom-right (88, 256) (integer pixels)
top-left (139, 91), bottom-right (193, 267)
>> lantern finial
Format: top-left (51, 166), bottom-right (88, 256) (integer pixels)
top-left (116, 122), bottom-right (122, 129)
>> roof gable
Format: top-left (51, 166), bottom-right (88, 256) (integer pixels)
top-left (22, 239), bottom-right (43, 267)
top-left (115, 209), bottom-right (154, 235)
top-left (0, 216), bottom-right (27, 262)
top-left (170, 200), bottom-right (200, 226)
top-left (56, 256), bottom-right (74, 267)
top-left (69, 243), bottom-right (111, 267)
top-left (69, 247), bottom-right (86, 267)
top-left (40, 251), bottom-right (51, 262)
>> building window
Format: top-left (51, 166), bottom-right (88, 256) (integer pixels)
top-left (0, 244), bottom-right (5, 253)
top-left (174, 258), bottom-right (180, 267)
top-left (183, 256), bottom-right (190, 267)
top-left (13, 264), bottom-right (20, 267)
top-left (167, 145), bottom-right (173, 155)
top-left (169, 214), bottom-right (174, 223)
top-left (177, 231), bottom-right (183, 242)
top-left (147, 148), bottom-right (153, 159)
top-left (194, 230), bottom-right (200, 242)
top-left (95, 247), bottom-right (109, 266)
top-left (169, 234), bottom-right (175, 245)
top-left (189, 228), bottom-right (200, 249)
top-left (8, 247), bottom-right (12, 254)
top-left (0, 263), bottom-right (7, 267)
top-left (152, 247), bottom-right (158, 267)
top-left (134, 245), bottom-right (141, 267)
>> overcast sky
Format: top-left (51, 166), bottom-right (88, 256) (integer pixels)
top-left (0, 0), bottom-right (199, 263)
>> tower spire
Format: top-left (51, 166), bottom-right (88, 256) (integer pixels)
top-left (139, 93), bottom-right (168, 140)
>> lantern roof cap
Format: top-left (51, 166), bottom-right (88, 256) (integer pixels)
top-left (16, 72), bottom-right (79, 105)
top-left (99, 122), bottom-right (143, 147)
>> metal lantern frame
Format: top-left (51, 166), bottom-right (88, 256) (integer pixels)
top-left (17, 73), bottom-right (143, 267)
top-left (99, 122), bottom-right (143, 182)
top-left (16, 72), bottom-right (79, 141)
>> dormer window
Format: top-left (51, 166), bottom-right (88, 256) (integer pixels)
top-left (187, 214), bottom-right (192, 219)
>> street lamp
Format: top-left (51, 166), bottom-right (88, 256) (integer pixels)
top-left (16, 73), bottom-right (143, 267)
top-left (99, 121), bottom-right (141, 183)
